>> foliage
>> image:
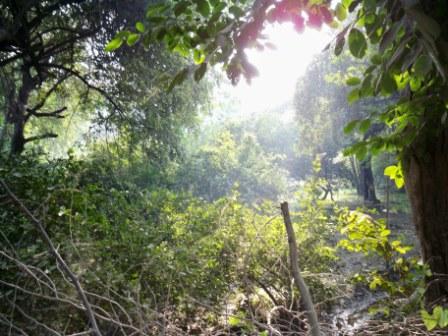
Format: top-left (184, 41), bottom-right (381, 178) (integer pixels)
top-left (109, 0), bottom-right (338, 87)
top-left (421, 306), bottom-right (448, 331)
top-left (337, 208), bottom-right (428, 316)
top-left (293, 159), bottom-right (338, 274)
top-left (177, 124), bottom-right (291, 203)
top-left (334, 0), bottom-right (448, 159)
top-left (0, 152), bottom-right (339, 333)
top-left (384, 163), bottom-right (405, 189)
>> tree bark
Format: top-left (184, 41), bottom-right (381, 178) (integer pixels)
top-left (403, 128), bottom-right (448, 304)
top-left (359, 156), bottom-right (380, 205)
top-left (8, 66), bottom-right (34, 155)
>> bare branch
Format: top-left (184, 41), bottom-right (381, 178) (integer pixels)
top-left (24, 132), bottom-right (58, 143)
top-left (0, 180), bottom-right (103, 336)
top-left (27, 75), bottom-right (69, 115)
top-left (5, 298), bottom-right (62, 336)
top-left (0, 313), bottom-right (29, 336)
top-left (40, 62), bottom-right (122, 113)
top-left (28, 106), bottom-right (67, 120)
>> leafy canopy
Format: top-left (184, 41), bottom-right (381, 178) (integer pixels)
top-left (106, 0), bottom-right (448, 196)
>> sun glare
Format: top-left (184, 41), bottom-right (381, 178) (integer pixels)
top-left (232, 23), bottom-right (333, 114)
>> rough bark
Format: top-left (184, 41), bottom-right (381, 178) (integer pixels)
top-left (8, 67), bottom-right (34, 155)
top-left (403, 128), bottom-right (448, 304)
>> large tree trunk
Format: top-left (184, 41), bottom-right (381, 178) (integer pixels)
top-left (8, 67), bottom-right (33, 155)
top-left (10, 118), bottom-right (26, 155)
top-left (403, 128), bottom-right (448, 304)
top-left (359, 155), bottom-right (380, 205)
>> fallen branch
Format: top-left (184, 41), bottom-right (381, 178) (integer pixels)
top-left (280, 201), bottom-right (321, 336)
top-left (0, 179), bottom-right (102, 336)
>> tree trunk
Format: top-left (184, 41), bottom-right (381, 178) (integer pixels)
top-left (10, 118), bottom-right (26, 155)
top-left (359, 156), bottom-right (380, 205)
top-left (8, 67), bottom-right (33, 155)
top-left (403, 128), bottom-right (448, 304)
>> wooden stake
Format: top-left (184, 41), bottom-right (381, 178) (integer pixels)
top-left (280, 201), bottom-right (321, 336)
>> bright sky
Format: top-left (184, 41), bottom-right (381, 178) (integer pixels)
top-left (228, 22), bottom-right (333, 115)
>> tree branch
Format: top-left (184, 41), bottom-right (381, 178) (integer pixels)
top-left (27, 107), bottom-right (67, 121)
top-left (24, 133), bottom-right (58, 143)
top-left (26, 75), bottom-right (69, 116)
top-left (40, 62), bottom-right (122, 113)
top-left (0, 180), bottom-right (102, 336)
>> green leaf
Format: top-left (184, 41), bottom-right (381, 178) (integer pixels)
top-left (433, 306), bottom-right (443, 321)
top-left (335, 36), bottom-right (346, 56)
top-left (344, 120), bottom-right (359, 134)
top-left (410, 76), bottom-right (422, 92)
top-left (229, 5), bottom-right (245, 18)
top-left (440, 308), bottom-right (448, 328)
top-left (360, 74), bottom-right (374, 96)
top-left (346, 77), bottom-right (361, 86)
top-left (371, 54), bottom-right (382, 65)
top-left (380, 73), bottom-right (397, 95)
top-left (195, 0), bottom-right (211, 17)
top-left (413, 54), bottom-right (433, 78)
top-left (335, 3), bottom-right (347, 21)
top-left (127, 33), bottom-right (140, 46)
top-left (168, 68), bottom-right (189, 92)
top-left (174, 1), bottom-right (189, 16)
top-left (146, 3), bottom-right (168, 17)
top-left (194, 62), bottom-right (207, 82)
top-left (363, 0), bottom-right (376, 11)
top-left (348, 28), bottom-right (367, 58)
top-left (135, 21), bottom-right (145, 33)
top-left (105, 37), bottom-right (123, 52)
top-left (380, 229), bottom-right (391, 237)
top-left (355, 144), bottom-right (367, 161)
top-left (395, 177), bottom-right (404, 189)
top-left (359, 119), bottom-right (371, 134)
top-left (342, 0), bottom-right (353, 8)
top-left (228, 315), bottom-right (241, 326)
top-left (379, 23), bottom-right (399, 52)
top-left (421, 309), bottom-right (438, 331)
top-left (348, 88), bottom-right (360, 104)
top-left (384, 165), bottom-right (398, 177)
top-left (384, 164), bottom-right (404, 189)
top-left (193, 49), bottom-right (206, 64)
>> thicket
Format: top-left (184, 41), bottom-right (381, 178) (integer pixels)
top-left (2, 0), bottom-right (448, 335)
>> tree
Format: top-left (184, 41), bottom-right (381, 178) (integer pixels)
top-left (0, 0), bottom-right (203, 159)
top-left (294, 51), bottom-right (396, 204)
top-left (0, 0), bottom-right (115, 154)
top-left (335, 0), bottom-right (448, 303)
top-left (118, 0), bottom-right (448, 302)
top-left (177, 126), bottom-right (290, 202)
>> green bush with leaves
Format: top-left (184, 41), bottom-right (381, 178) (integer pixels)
top-left (0, 152), bottom-right (341, 334)
top-left (337, 208), bottom-right (428, 317)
